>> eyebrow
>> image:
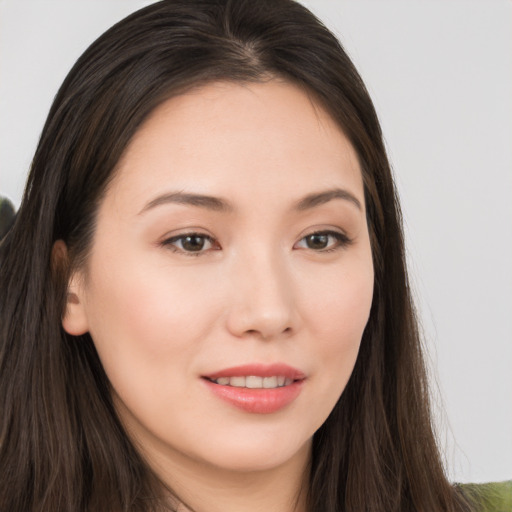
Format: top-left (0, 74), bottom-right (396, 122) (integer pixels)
top-left (138, 187), bottom-right (362, 215)
top-left (138, 191), bottom-right (233, 215)
top-left (295, 188), bottom-right (362, 211)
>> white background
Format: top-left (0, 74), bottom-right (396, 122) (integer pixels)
top-left (0, 0), bottom-right (510, 484)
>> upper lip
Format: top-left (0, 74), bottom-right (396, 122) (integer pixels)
top-left (203, 363), bottom-right (306, 381)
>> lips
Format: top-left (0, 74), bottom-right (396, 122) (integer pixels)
top-left (202, 363), bottom-right (305, 414)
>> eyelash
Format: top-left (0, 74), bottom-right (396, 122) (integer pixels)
top-left (160, 230), bottom-right (352, 256)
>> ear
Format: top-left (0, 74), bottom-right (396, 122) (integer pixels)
top-left (52, 240), bottom-right (89, 336)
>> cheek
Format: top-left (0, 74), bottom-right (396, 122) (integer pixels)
top-left (86, 254), bottom-right (216, 343)
top-left (301, 252), bottom-right (374, 340)
top-left (81, 259), bottom-right (227, 447)
top-left (299, 254), bottom-right (374, 397)
top-left (81, 250), bottom-right (225, 402)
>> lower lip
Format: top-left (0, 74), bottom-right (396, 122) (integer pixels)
top-left (203, 379), bottom-right (304, 414)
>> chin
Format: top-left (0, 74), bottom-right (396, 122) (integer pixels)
top-left (188, 429), bottom-right (312, 474)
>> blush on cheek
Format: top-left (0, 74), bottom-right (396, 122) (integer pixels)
top-left (321, 279), bottom-right (373, 330)
top-left (114, 284), bottom-right (214, 362)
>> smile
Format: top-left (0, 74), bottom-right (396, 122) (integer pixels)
top-left (208, 376), bottom-right (294, 388)
top-left (202, 363), bottom-right (305, 414)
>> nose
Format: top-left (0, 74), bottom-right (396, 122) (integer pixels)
top-left (225, 249), bottom-right (297, 341)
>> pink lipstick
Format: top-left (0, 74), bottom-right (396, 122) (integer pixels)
top-left (202, 363), bottom-right (305, 414)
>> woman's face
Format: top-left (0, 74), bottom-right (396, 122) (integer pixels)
top-left (64, 80), bottom-right (374, 477)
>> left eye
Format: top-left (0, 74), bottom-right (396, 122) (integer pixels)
top-left (162, 233), bottom-right (218, 253)
top-left (295, 231), bottom-right (349, 251)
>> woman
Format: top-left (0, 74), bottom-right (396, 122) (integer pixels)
top-left (0, 0), bottom-right (474, 510)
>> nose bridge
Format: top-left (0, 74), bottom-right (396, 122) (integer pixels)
top-left (226, 242), bottom-right (296, 340)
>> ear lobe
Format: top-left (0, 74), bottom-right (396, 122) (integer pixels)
top-left (62, 273), bottom-right (90, 336)
top-left (52, 240), bottom-right (89, 336)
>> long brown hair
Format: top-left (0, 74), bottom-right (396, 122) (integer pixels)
top-left (0, 1), bottom-right (472, 510)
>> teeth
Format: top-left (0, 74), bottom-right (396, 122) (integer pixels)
top-left (263, 376), bottom-right (277, 388)
top-left (230, 376), bottom-right (246, 387)
top-left (212, 375), bottom-right (294, 389)
top-left (246, 376), bottom-right (263, 388)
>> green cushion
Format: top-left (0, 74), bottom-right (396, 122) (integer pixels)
top-left (460, 481), bottom-right (512, 512)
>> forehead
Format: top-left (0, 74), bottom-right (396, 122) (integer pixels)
top-left (108, 80), bottom-right (363, 213)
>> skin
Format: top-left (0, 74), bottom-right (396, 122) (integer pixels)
top-left (62, 80), bottom-right (374, 512)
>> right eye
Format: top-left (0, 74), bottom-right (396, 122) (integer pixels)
top-left (161, 233), bottom-right (220, 255)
